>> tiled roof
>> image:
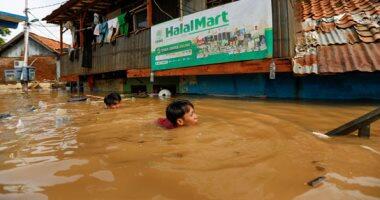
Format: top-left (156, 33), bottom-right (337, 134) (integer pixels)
top-left (30, 33), bottom-right (69, 54)
top-left (0, 32), bottom-right (69, 55)
top-left (293, 0), bottom-right (380, 74)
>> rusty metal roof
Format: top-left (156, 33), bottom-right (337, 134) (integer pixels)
top-left (43, 0), bottom-right (118, 24)
top-left (293, 0), bottom-right (380, 74)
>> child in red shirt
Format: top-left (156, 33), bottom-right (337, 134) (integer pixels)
top-left (157, 99), bottom-right (198, 129)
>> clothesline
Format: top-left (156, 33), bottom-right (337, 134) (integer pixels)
top-left (75, 27), bottom-right (92, 32)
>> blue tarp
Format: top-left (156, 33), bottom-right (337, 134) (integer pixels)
top-left (0, 11), bottom-right (27, 29)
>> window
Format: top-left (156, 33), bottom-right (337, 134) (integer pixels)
top-left (206, 0), bottom-right (237, 8)
top-left (133, 8), bottom-right (147, 31)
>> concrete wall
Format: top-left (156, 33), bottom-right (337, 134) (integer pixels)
top-left (179, 72), bottom-right (380, 100)
top-left (0, 39), bottom-right (55, 57)
top-left (0, 56), bottom-right (57, 83)
top-left (83, 72), bottom-right (380, 100)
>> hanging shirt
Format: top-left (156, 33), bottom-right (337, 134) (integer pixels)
top-left (99, 21), bottom-right (108, 43)
top-left (107, 18), bottom-right (118, 29)
top-left (93, 24), bottom-right (100, 36)
top-left (117, 13), bottom-right (129, 36)
top-left (107, 18), bottom-right (119, 43)
top-left (156, 118), bottom-right (175, 129)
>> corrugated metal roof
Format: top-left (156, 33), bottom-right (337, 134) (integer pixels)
top-left (318, 43), bottom-right (380, 73)
top-left (293, 0), bottom-right (380, 74)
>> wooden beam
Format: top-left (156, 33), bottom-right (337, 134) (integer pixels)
top-left (79, 12), bottom-right (87, 48)
top-left (60, 21), bottom-right (63, 56)
top-left (126, 59), bottom-right (292, 78)
top-left (326, 107), bottom-right (380, 137)
top-left (147, 0), bottom-right (153, 27)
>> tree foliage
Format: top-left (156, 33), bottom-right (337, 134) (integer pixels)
top-left (0, 28), bottom-right (11, 46)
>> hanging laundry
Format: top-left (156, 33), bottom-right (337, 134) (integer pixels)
top-left (94, 13), bottom-right (100, 25)
top-left (99, 21), bottom-right (108, 44)
top-left (82, 29), bottom-right (93, 68)
top-left (107, 17), bottom-right (119, 43)
top-left (118, 12), bottom-right (129, 36)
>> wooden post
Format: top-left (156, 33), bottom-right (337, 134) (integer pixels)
top-left (79, 14), bottom-right (84, 48)
top-left (60, 21), bottom-right (63, 55)
top-left (147, 0), bottom-right (153, 27)
top-left (358, 125), bottom-right (370, 138)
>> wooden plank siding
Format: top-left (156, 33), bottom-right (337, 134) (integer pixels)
top-left (272, 0), bottom-right (295, 59)
top-left (60, 29), bottom-right (150, 76)
top-left (60, 0), bottom-right (296, 77)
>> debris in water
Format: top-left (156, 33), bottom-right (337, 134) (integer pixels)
top-left (29, 106), bottom-right (37, 112)
top-left (38, 101), bottom-right (47, 109)
top-left (0, 113), bottom-right (12, 119)
top-left (312, 131), bottom-right (330, 139)
top-left (68, 96), bottom-right (87, 102)
top-left (307, 176), bottom-right (326, 187)
top-left (315, 165), bottom-right (326, 172)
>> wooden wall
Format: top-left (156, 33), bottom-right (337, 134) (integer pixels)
top-left (61, 29), bottom-right (150, 76)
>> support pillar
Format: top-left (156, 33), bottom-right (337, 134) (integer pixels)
top-left (147, 0), bottom-right (153, 27)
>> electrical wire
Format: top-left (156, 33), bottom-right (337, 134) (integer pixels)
top-left (28, 11), bottom-right (59, 40)
top-left (153, 0), bottom-right (174, 19)
top-left (29, 1), bottom-right (67, 10)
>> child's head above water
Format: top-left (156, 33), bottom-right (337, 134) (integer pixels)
top-left (104, 92), bottom-right (121, 109)
top-left (166, 99), bottom-right (198, 127)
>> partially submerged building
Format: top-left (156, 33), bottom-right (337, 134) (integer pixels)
top-left (43, 0), bottom-right (380, 99)
top-left (0, 32), bottom-right (69, 83)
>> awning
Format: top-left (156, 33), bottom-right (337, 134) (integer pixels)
top-left (0, 11), bottom-right (27, 29)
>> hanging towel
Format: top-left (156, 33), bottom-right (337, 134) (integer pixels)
top-left (93, 24), bottom-right (100, 36)
top-left (117, 13), bottom-right (129, 36)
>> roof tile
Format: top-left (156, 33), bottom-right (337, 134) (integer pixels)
top-left (293, 0), bottom-right (380, 74)
top-left (30, 33), bottom-right (69, 54)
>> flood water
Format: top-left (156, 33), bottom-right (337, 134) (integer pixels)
top-left (0, 89), bottom-right (379, 200)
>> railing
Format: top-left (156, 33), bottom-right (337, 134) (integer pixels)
top-left (326, 107), bottom-right (380, 138)
top-left (61, 29), bottom-right (150, 76)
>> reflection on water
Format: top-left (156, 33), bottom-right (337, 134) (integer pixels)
top-left (0, 90), bottom-right (379, 200)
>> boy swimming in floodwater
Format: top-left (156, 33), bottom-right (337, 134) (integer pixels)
top-left (103, 92), bottom-right (121, 109)
top-left (157, 99), bottom-right (198, 129)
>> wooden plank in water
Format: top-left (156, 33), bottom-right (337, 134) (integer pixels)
top-left (326, 107), bottom-right (380, 137)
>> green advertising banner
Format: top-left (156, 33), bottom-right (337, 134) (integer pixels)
top-left (151, 0), bottom-right (273, 71)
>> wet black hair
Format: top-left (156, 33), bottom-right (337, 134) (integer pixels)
top-left (104, 92), bottom-right (121, 106)
top-left (166, 99), bottom-right (194, 126)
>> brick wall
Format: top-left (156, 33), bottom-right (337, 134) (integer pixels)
top-left (0, 56), bottom-right (57, 83)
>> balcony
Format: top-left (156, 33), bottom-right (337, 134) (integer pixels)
top-left (60, 29), bottom-right (150, 76)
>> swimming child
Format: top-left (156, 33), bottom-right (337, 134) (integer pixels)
top-left (103, 92), bottom-right (121, 109)
top-left (157, 99), bottom-right (198, 129)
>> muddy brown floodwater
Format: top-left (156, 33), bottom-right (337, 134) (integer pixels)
top-left (0, 90), bottom-right (379, 200)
